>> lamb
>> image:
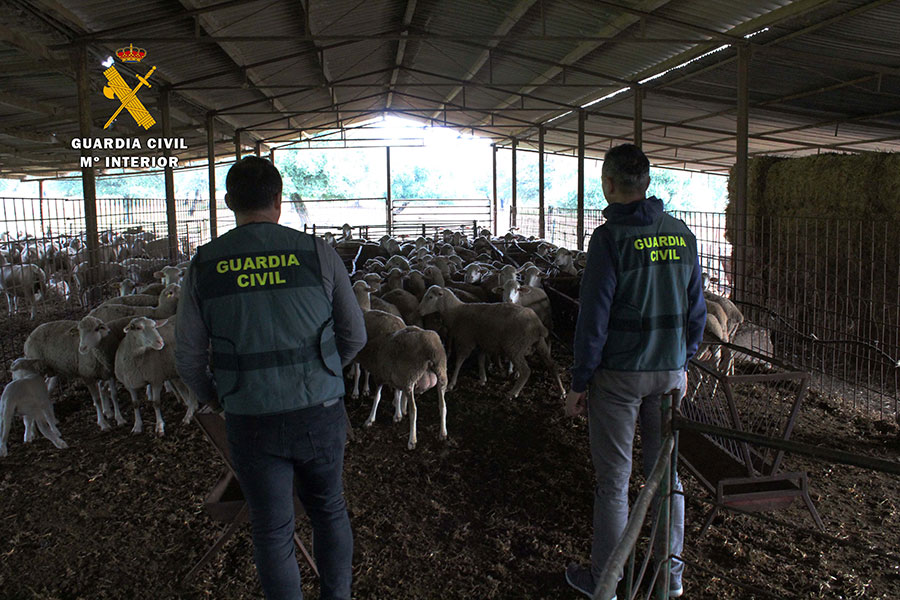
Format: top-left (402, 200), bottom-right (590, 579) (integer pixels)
top-left (97, 289), bottom-right (164, 309)
top-left (88, 283), bottom-right (180, 322)
top-left (114, 316), bottom-right (196, 436)
top-left (419, 286), bottom-right (564, 398)
top-left (24, 320), bottom-right (116, 430)
top-left (1, 263), bottom-right (47, 319)
top-left (362, 325), bottom-right (448, 450)
top-left (0, 358), bottom-right (67, 457)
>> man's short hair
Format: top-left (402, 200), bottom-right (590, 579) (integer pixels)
top-left (225, 157), bottom-right (282, 212)
top-left (602, 144), bottom-right (650, 192)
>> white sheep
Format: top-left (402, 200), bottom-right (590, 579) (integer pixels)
top-left (1, 263), bottom-right (47, 319)
top-left (88, 283), bottom-right (180, 322)
top-left (153, 265), bottom-right (184, 286)
top-left (0, 358), bottom-right (67, 457)
top-left (114, 316), bottom-right (196, 436)
top-left (419, 286), bottom-right (564, 398)
top-left (362, 325), bottom-right (448, 450)
top-left (498, 279), bottom-right (553, 334)
top-left (24, 320), bottom-right (115, 430)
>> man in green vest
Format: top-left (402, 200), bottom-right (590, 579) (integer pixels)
top-left (176, 157), bottom-right (366, 600)
top-left (564, 144), bottom-right (707, 599)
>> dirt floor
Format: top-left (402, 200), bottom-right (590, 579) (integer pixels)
top-left (1, 347), bottom-right (899, 600)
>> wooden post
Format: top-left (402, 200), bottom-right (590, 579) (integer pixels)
top-left (634, 87), bottom-right (643, 147)
top-left (160, 87), bottom-right (178, 261)
top-left (270, 146), bottom-right (276, 164)
top-left (577, 109), bottom-right (585, 251)
top-left (491, 144), bottom-right (498, 236)
top-left (206, 112), bottom-right (217, 240)
top-left (510, 137), bottom-right (517, 231)
top-left (75, 44), bottom-right (100, 277)
top-left (234, 129), bottom-right (242, 160)
top-left (385, 146), bottom-right (392, 235)
top-left (538, 126), bottom-right (545, 239)
top-left (255, 140), bottom-right (261, 157)
top-left (735, 44), bottom-right (750, 303)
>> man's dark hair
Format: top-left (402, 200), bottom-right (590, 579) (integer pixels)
top-left (602, 144), bottom-right (650, 192)
top-left (225, 157), bottom-right (282, 212)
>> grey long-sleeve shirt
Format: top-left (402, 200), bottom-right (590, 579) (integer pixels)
top-left (175, 232), bottom-right (367, 408)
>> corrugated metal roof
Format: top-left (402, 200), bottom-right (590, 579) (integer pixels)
top-left (2, 0), bottom-right (900, 178)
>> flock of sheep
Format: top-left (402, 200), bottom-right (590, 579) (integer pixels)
top-left (0, 222), bottom-right (754, 456)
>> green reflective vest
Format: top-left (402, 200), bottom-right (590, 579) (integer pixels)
top-left (600, 213), bottom-right (698, 371)
top-left (193, 223), bottom-right (344, 415)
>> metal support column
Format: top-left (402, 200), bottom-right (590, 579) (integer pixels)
top-left (491, 144), bottom-right (498, 236)
top-left (577, 109), bottom-right (585, 251)
top-left (270, 147), bottom-right (276, 164)
top-left (734, 44), bottom-right (750, 303)
top-left (386, 146), bottom-right (392, 235)
top-left (38, 180), bottom-right (45, 234)
top-left (510, 137), bottom-right (517, 231)
top-left (634, 87), bottom-right (643, 147)
top-left (206, 112), bottom-right (218, 240)
top-left (234, 129), bottom-right (242, 160)
top-left (538, 126), bottom-right (545, 239)
top-left (255, 140), bottom-right (261, 157)
top-left (160, 87), bottom-right (178, 260)
top-left (75, 44), bottom-right (99, 279)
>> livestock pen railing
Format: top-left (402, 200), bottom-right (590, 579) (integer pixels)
top-left (668, 400), bottom-right (900, 599)
top-left (530, 206), bottom-right (900, 420)
top-left (604, 391), bottom-right (900, 599)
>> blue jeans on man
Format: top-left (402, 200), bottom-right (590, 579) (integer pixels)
top-left (588, 369), bottom-right (684, 593)
top-left (226, 399), bottom-right (353, 600)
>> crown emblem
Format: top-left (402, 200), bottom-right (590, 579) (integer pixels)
top-left (116, 43), bottom-right (147, 63)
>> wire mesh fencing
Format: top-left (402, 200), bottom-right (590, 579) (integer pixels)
top-left (518, 205), bottom-right (899, 419)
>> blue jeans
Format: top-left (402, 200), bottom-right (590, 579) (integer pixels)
top-left (226, 399), bottom-right (353, 600)
top-left (588, 370), bottom-right (684, 591)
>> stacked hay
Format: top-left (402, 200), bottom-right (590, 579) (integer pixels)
top-left (726, 152), bottom-right (900, 373)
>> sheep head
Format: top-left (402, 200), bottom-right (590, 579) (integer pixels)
top-left (419, 285), bottom-right (458, 316)
top-left (123, 317), bottom-right (165, 352)
top-left (77, 316), bottom-right (111, 354)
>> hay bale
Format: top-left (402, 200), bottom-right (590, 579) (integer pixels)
top-left (725, 152), bottom-right (900, 372)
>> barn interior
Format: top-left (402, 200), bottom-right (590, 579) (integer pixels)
top-left (1, 1), bottom-right (900, 599)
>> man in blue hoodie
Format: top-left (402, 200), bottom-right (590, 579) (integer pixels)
top-left (564, 144), bottom-right (706, 599)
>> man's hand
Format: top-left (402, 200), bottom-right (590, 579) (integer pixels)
top-left (565, 389), bottom-right (587, 417)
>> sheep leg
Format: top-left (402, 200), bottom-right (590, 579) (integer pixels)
top-left (507, 355), bottom-right (532, 399)
top-left (448, 344), bottom-right (474, 391)
top-left (536, 338), bottom-right (565, 396)
top-left (363, 384), bottom-right (384, 427)
top-left (406, 388), bottom-right (417, 450)
top-left (172, 380), bottom-right (197, 425)
top-left (350, 363), bottom-right (361, 399)
top-left (437, 381), bottom-right (448, 442)
top-left (98, 381), bottom-right (114, 420)
top-left (85, 381), bottom-right (111, 431)
top-left (105, 378), bottom-right (126, 426)
top-left (150, 383), bottom-right (165, 437)
top-left (362, 370), bottom-right (371, 396)
top-left (392, 389), bottom-right (403, 423)
top-left (36, 414), bottom-right (67, 450)
top-left (477, 353), bottom-right (488, 385)
top-left (128, 387), bottom-right (143, 434)
top-left (23, 415), bottom-right (36, 442)
top-left (0, 396), bottom-right (14, 457)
